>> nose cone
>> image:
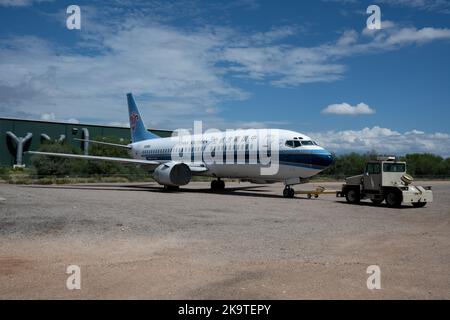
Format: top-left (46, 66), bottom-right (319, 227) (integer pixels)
top-left (309, 149), bottom-right (334, 168)
top-left (323, 151), bottom-right (334, 167)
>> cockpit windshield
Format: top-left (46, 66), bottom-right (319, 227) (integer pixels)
top-left (285, 140), bottom-right (317, 148)
top-left (285, 140), bottom-right (301, 148)
top-left (301, 140), bottom-right (314, 146)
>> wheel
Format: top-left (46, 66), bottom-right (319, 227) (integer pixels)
top-left (345, 189), bottom-right (360, 204)
top-left (307, 194), bottom-right (312, 199)
top-left (211, 179), bottom-right (225, 191)
top-left (412, 202), bottom-right (427, 208)
top-left (371, 199), bottom-right (384, 205)
top-left (163, 185), bottom-right (179, 191)
top-left (386, 191), bottom-right (401, 208)
top-left (283, 187), bottom-right (295, 198)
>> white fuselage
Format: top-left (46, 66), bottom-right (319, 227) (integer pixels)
top-left (128, 129), bottom-right (333, 182)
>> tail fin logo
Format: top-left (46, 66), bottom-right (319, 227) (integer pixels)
top-left (130, 112), bottom-right (139, 130)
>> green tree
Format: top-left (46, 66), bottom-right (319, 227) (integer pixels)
top-left (322, 151), bottom-right (377, 178)
top-left (401, 153), bottom-right (445, 176)
top-left (322, 152), bottom-right (450, 179)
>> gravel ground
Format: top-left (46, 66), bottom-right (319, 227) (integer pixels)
top-left (0, 181), bottom-right (449, 299)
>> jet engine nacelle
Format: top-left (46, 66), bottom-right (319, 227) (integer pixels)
top-left (153, 162), bottom-right (191, 186)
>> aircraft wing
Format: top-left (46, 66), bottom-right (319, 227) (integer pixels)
top-left (26, 151), bottom-right (209, 172)
top-left (74, 138), bottom-right (132, 149)
top-left (27, 151), bottom-right (160, 167)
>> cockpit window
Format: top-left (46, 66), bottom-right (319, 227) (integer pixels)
top-left (285, 140), bottom-right (294, 148)
top-left (286, 140), bottom-right (302, 148)
top-left (301, 140), bottom-right (314, 146)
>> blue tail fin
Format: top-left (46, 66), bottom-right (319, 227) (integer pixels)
top-left (127, 93), bottom-right (159, 143)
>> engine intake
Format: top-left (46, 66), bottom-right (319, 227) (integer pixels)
top-left (153, 162), bottom-right (191, 186)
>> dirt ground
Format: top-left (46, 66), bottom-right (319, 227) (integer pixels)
top-left (0, 181), bottom-right (449, 299)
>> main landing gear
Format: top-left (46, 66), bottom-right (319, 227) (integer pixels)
top-left (163, 185), bottom-right (180, 191)
top-left (211, 178), bottom-right (225, 191)
top-left (283, 186), bottom-right (295, 198)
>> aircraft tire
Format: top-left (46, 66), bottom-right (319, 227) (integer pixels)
top-left (283, 187), bottom-right (295, 198)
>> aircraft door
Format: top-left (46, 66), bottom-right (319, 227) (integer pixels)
top-left (363, 163), bottom-right (382, 191)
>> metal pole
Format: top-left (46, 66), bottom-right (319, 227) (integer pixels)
top-left (81, 128), bottom-right (89, 155)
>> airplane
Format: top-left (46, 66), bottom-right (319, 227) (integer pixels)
top-left (28, 93), bottom-right (334, 198)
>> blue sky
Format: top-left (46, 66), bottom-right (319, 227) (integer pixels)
top-left (1, 0), bottom-right (450, 155)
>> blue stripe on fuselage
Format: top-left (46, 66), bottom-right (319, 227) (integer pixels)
top-left (141, 148), bottom-right (333, 170)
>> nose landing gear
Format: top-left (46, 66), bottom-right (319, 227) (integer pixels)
top-left (283, 186), bottom-right (295, 198)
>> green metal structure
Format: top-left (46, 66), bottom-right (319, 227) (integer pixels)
top-left (0, 117), bottom-right (172, 167)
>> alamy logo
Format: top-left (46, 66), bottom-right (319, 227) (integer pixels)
top-left (130, 112), bottom-right (139, 130)
top-left (66, 265), bottom-right (81, 290)
top-left (170, 121), bottom-right (280, 175)
top-left (66, 5), bottom-right (81, 30)
top-left (366, 5), bottom-right (381, 30)
top-left (366, 265), bottom-right (381, 290)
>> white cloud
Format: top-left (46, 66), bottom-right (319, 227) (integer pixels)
top-left (322, 102), bottom-right (376, 115)
top-left (66, 118), bottom-right (80, 124)
top-left (40, 112), bottom-right (55, 121)
top-left (385, 27), bottom-right (450, 45)
top-left (336, 30), bottom-right (359, 46)
top-left (219, 24), bottom-right (450, 87)
top-left (247, 25), bottom-right (300, 45)
top-left (0, 25), bottom-right (248, 129)
top-left (310, 126), bottom-right (450, 156)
